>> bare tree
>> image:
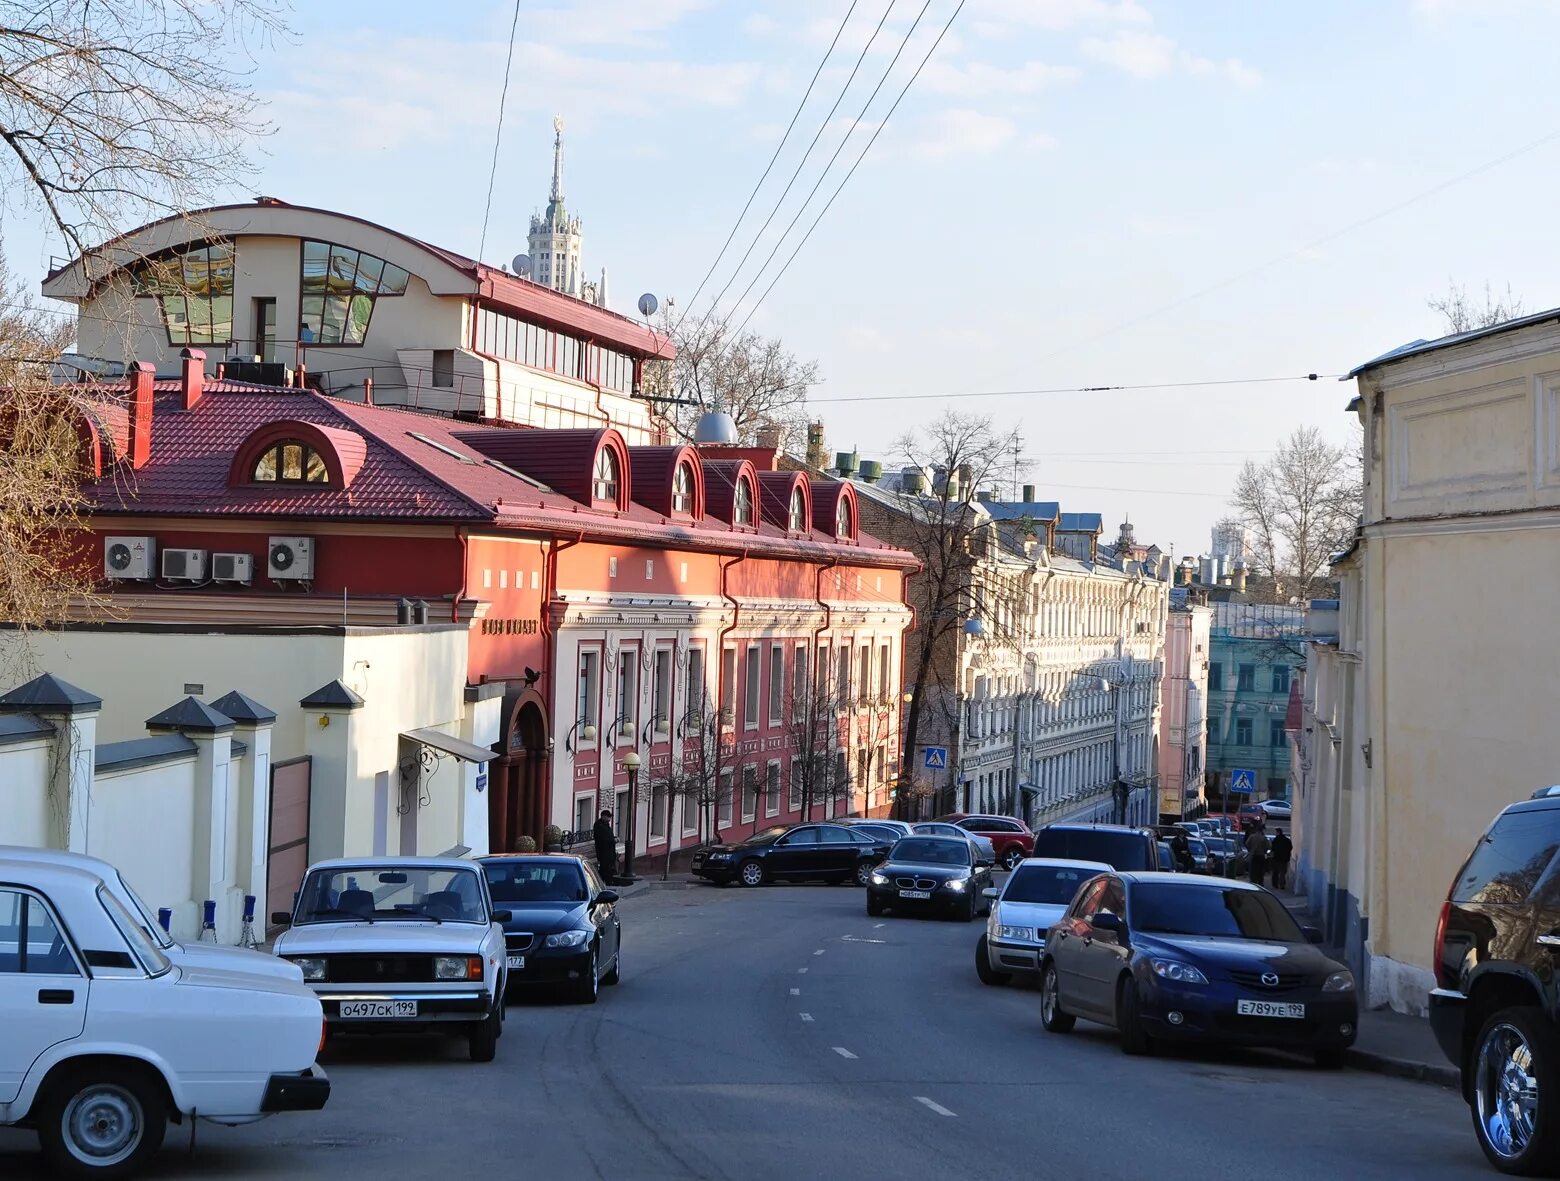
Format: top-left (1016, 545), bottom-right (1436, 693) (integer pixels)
top-left (676, 685), bottom-right (739, 845)
top-left (1231, 426), bottom-right (1360, 603)
top-left (1428, 280), bottom-right (1527, 336)
top-left (643, 312), bottom-right (819, 453)
top-left (782, 651), bottom-right (846, 823)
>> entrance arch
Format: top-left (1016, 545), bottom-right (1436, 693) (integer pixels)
top-left (493, 691), bottom-right (549, 853)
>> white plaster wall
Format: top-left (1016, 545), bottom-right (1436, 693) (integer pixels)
top-left (0, 739), bottom-right (52, 846)
top-left (94, 757), bottom-right (200, 939)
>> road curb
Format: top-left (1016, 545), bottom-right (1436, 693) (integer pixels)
top-left (1344, 1047), bottom-right (1459, 1089)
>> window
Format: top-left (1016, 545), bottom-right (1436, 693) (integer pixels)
top-left (0, 889), bottom-right (78, 975)
top-left (721, 648), bottom-right (737, 725)
top-left (252, 440), bottom-right (328, 484)
top-left (742, 765), bottom-right (758, 821)
top-left (1270, 720), bottom-right (1287, 747)
top-left (592, 448), bottom-right (620, 503)
top-left (686, 647), bottom-right (705, 720)
top-left (672, 463), bottom-right (695, 515)
top-left (789, 756), bottom-right (803, 810)
top-left (745, 645), bottom-right (761, 728)
top-left (650, 777), bottom-right (667, 839)
top-left (1267, 777), bottom-right (1287, 797)
top-left (1208, 664), bottom-right (1223, 691)
top-left (299, 240), bottom-right (408, 346)
top-left (131, 242), bottom-right (234, 346)
top-left (768, 646), bottom-right (784, 725)
top-left (859, 647), bottom-right (872, 704)
top-left (1454, 808), bottom-right (1560, 904)
top-left (617, 654), bottom-right (638, 738)
top-left (1272, 665), bottom-right (1291, 694)
top-left (575, 795), bottom-right (594, 838)
top-left (878, 644), bottom-right (890, 700)
top-left (1237, 665), bottom-right (1256, 692)
top-left (835, 497), bottom-right (852, 539)
top-left (794, 646), bottom-right (809, 719)
top-left (652, 649), bottom-right (672, 737)
top-left (719, 768), bottom-right (734, 827)
top-left (788, 487), bottom-right (806, 531)
top-left (577, 650), bottom-right (600, 738)
top-left (682, 788), bottom-right (701, 836)
top-left (836, 646), bottom-right (851, 702)
top-left (766, 763), bottom-right (781, 817)
top-left (432, 349), bottom-right (455, 388)
top-left (735, 477), bottom-right (754, 526)
top-left (1234, 718), bottom-right (1253, 746)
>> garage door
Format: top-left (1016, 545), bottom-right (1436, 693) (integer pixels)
top-left (267, 757), bottom-right (311, 928)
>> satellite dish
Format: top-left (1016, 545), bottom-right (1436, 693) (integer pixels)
top-left (637, 293), bottom-right (659, 318)
top-left (511, 254), bottom-right (532, 277)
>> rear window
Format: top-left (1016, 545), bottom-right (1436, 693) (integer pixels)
top-left (1453, 808), bottom-right (1560, 904)
top-left (1031, 828), bottom-right (1153, 871)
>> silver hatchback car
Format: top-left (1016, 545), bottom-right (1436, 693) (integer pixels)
top-left (976, 858), bottom-right (1112, 986)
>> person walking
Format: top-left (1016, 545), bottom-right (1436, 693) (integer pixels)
top-left (1270, 827), bottom-right (1293, 890)
top-left (1169, 830), bottom-right (1193, 874)
top-left (1244, 822), bottom-right (1268, 887)
top-left (593, 808), bottom-right (619, 882)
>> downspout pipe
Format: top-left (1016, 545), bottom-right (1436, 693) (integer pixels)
top-left (714, 550), bottom-right (749, 839)
top-left (811, 557), bottom-right (840, 823)
top-left (539, 532), bottom-right (583, 840)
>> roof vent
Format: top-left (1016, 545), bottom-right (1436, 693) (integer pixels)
top-left (693, 410), bottom-right (738, 445)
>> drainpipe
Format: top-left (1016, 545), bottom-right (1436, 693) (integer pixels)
top-left (538, 532), bottom-right (583, 840)
top-left (714, 550), bottom-right (749, 839)
top-left (811, 557), bottom-right (839, 823)
top-left (453, 527), bottom-right (469, 623)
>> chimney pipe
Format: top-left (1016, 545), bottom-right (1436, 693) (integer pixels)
top-left (363, 375), bottom-right (374, 406)
top-left (179, 347), bottom-right (206, 411)
top-left (128, 361), bottom-right (155, 470)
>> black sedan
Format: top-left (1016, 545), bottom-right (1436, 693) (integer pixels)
top-left (477, 854), bottom-right (621, 1005)
top-left (691, 822), bottom-right (893, 887)
top-left (865, 836), bottom-right (993, 921)
top-left (1039, 873), bottom-right (1357, 1066)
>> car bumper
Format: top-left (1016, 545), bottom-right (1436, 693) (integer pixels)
top-left (315, 989), bottom-right (493, 1029)
top-left (867, 884), bottom-right (969, 910)
top-left (1138, 983), bottom-right (1359, 1049)
top-left (1428, 986), bottom-right (1467, 1070)
top-left (505, 947), bottom-right (595, 986)
top-left (988, 938), bottom-right (1045, 973)
top-left (691, 859), bottom-right (735, 881)
top-left (260, 1066), bottom-right (330, 1112)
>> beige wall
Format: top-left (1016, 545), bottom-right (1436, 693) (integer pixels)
top-left (0, 735), bottom-right (52, 846)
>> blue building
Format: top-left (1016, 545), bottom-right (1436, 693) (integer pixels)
top-left (1204, 603), bottom-right (1308, 807)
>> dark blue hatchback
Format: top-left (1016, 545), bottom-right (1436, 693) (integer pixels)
top-left (1038, 872), bottom-right (1358, 1066)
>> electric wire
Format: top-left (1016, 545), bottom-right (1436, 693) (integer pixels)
top-left (477, 0), bottom-right (524, 263)
top-left (807, 373), bottom-right (1333, 404)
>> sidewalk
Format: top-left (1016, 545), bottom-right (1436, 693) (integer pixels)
top-left (1278, 890), bottom-right (1457, 1088)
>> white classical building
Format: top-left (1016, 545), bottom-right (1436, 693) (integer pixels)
top-left (527, 116), bottom-right (608, 308)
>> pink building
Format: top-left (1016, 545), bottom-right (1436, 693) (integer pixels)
top-left (1157, 602), bottom-right (1212, 819)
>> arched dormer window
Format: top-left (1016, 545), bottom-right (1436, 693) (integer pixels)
top-left (735, 477), bottom-right (754, 526)
top-left (592, 447), bottom-right (620, 503)
top-left (788, 487), bottom-right (806, 532)
top-left (835, 496), bottom-right (853, 540)
top-left (671, 462), bottom-right (695, 515)
top-left (254, 440), bottom-right (329, 484)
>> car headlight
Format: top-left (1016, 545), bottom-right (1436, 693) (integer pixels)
top-left (434, 955), bottom-right (482, 980)
top-left (288, 957), bottom-right (326, 982)
top-left (997, 925), bottom-right (1034, 943)
top-left (870, 872), bottom-right (889, 885)
top-left (545, 930), bottom-right (591, 949)
top-left (1322, 970), bottom-right (1355, 993)
top-left (1149, 958), bottom-right (1208, 984)
top-left (944, 876), bottom-right (970, 891)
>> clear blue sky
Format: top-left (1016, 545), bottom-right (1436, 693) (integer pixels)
top-left (6, 0), bottom-right (1560, 554)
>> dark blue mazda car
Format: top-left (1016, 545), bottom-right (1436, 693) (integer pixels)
top-left (1038, 872), bottom-right (1358, 1066)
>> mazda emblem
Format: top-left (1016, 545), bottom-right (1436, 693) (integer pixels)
top-left (1261, 971), bottom-right (1279, 987)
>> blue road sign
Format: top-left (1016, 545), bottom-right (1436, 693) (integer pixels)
top-left (923, 746), bottom-right (948, 770)
top-left (1229, 768), bottom-right (1256, 795)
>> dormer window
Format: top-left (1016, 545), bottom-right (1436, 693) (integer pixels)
top-left (672, 462), bottom-right (694, 515)
top-left (788, 488), bottom-right (806, 532)
top-left (253, 440), bottom-right (328, 484)
top-left (592, 447), bottom-right (620, 502)
top-left (735, 477), bottom-right (754, 526)
top-left (835, 497), bottom-right (853, 539)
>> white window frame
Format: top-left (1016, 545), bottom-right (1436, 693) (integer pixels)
top-left (768, 644), bottom-right (784, 725)
top-left (765, 760), bottom-right (781, 818)
top-left (744, 644), bottom-right (761, 730)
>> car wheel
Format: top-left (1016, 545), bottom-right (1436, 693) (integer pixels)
top-left (1471, 1006), bottom-right (1560, 1174)
top-left (1040, 962), bottom-right (1074, 1032)
top-left (1002, 847), bottom-right (1024, 871)
top-left (468, 1006), bottom-right (501, 1062)
top-left (866, 893), bottom-right (884, 917)
top-left (975, 935), bottom-right (1010, 987)
top-left (38, 1065), bottom-right (167, 1180)
top-left (1116, 976), bottom-right (1153, 1056)
top-left (738, 860), bottom-right (766, 888)
top-left (854, 861), bottom-right (873, 887)
top-left (959, 892), bottom-right (977, 922)
top-left (572, 945), bottom-right (601, 1005)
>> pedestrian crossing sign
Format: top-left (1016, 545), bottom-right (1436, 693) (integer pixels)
top-left (1229, 768), bottom-right (1256, 794)
top-left (923, 746), bottom-right (948, 770)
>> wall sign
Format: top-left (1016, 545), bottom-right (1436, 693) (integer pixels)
top-left (475, 773), bottom-right (487, 793)
top-left (480, 617), bottom-right (539, 635)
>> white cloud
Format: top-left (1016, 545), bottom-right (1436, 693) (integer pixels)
top-left (905, 109), bottom-right (1018, 160)
top-left (973, 0), bottom-right (1151, 36)
top-left (1082, 31), bottom-right (1261, 85)
top-left (920, 59), bottom-right (1081, 97)
top-left (743, 13), bottom-right (779, 36)
top-left (517, 0), bottom-right (712, 48)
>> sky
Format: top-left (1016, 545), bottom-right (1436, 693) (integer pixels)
top-left (6, 0), bottom-right (1560, 556)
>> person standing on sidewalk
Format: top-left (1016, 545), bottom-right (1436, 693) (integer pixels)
top-left (1244, 822), bottom-right (1268, 887)
top-left (1270, 828), bottom-right (1293, 889)
top-left (593, 809), bottom-right (619, 882)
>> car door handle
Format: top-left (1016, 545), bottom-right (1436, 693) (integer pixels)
top-left (38, 989), bottom-right (74, 1005)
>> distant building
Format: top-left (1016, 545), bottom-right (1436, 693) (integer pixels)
top-left (1210, 517), bottom-right (1252, 563)
top-left (527, 115), bottom-right (609, 308)
top-left (1158, 602), bottom-right (1212, 819)
top-left (1204, 603), bottom-right (1308, 807)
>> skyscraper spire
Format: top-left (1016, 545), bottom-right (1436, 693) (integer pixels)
top-left (549, 113), bottom-right (564, 208)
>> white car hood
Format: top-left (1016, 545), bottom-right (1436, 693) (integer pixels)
top-left (273, 920), bottom-right (493, 955)
top-left (173, 961), bottom-right (320, 1002)
top-left (997, 900), bottom-right (1069, 932)
top-left (169, 940), bottom-right (304, 982)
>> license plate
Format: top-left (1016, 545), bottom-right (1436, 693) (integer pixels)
top-left (1237, 999), bottom-right (1304, 1019)
top-left (506, 955), bottom-right (525, 969)
top-left (898, 889), bottom-right (932, 899)
top-left (339, 1000), bottom-right (417, 1019)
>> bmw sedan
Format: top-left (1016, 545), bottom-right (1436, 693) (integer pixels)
top-left (477, 854), bottom-right (621, 1005)
top-left (976, 858), bottom-right (1112, 985)
top-left (1039, 873), bottom-right (1357, 1066)
top-left (691, 823), bottom-right (893, 887)
top-left (866, 836), bottom-right (993, 921)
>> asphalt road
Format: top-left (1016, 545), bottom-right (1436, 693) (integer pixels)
top-left (1, 882), bottom-right (1498, 1179)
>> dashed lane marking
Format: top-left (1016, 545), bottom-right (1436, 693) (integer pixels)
top-left (915, 1097), bottom-right (956, 1117)
top-left (873, 923), bottom-right (886, 929)
top-left (800, 1013), bottom-right (814, 1022)
top-left (813, 949), bottom-right (826, 956)
top-left (797, 967), bottom-right (808, 974)
top-left (789, 988), bottom-right (800, 996)
top-left (832, 1047), bottom-right (857, 1059)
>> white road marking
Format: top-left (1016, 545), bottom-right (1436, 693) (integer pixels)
top-left (813, 949), bottom-right (825, 956)
top-left (832, 1047), bottom-right (858, 1059)
top-left (841, 936), bottom-right (887, 944)
top-left (915, 1096), bottom-right (956, 1117)
top-left (797, 967), bottom-right (808, 974)
top-left (873, 923), bottom-right (886, 929)
top-left (800, 1013), bottom-right (814, 1022)
top-left (789, 987), bottom-right (800, 996)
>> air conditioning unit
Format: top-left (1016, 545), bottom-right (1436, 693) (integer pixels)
top-left (211, 552), bottom-right (255, 584)
top-left (160, 548), bottom-right (209, 581)
top-left (104, 536), bottom-right (156, 580)
top-left (267, 536), bottom-right (314, 580)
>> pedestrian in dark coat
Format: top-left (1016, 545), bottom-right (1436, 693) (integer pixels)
top-left (593, 809), bottom-right (618, 881)
top-left (1244, 823), bottom-right (1268, 887)
top-left (1270, 828), bottom-right (1293, 890)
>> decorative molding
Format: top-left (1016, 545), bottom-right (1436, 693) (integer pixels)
top-left (1387, 378), bottom-right (1530, 507)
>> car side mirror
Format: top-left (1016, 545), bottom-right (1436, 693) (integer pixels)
top-left (491, 910), bottom-right (512, 924)
top-left (1091, 912), bottom-right (1122, 934)
top-left (595, 890), bottom-right (620, 906)
top-left (982, 887), bottom-right (1000, 899)
top-left (1301, 925), bottom-right (1323, 944)
top-left (270, 911), bottom-right (292, 927)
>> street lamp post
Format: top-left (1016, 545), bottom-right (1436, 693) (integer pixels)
top-left (620, 749), bottom-right (641, 884)
top-left (1101, 674), bottom-right (1128, 825)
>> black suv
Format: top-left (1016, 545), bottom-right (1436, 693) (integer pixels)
top-left (1432, 795), bottom-right (1560, 1174)
top-left (1030, 823), bottom-right (1159, 872)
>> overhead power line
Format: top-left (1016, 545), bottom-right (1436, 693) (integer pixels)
top-left (807, 373), bottom-right (1332, 404)
top-left (477, 0), bottom-right (524, 263)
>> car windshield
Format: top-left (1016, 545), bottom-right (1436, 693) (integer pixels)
top-left (1032, 829), bottom-right (1152, 871)
top-left (1003, 865), bottom-right (1098, 905)
top-left (890, 838), bottom-right (970, 866)
top-left (295, 866), bottom-right (487, 924)
top-left (857, 825), bottom-right (903, 843)
top-left (1130, 883), bottom-right (1303, 941)
top-left (483, 861), bottom-right (588, 905)
top-left (740, 826), bottom-right (789, 847)
top-left (1204, 838), bottom-right (1236, 853)
top-left (1188, 839), bottom-right (1207, 855)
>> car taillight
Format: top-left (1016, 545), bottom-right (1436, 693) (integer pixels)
top-left (318, 1019), bottom-right (327, 1055)
top-left (1433, 898), bottom-right (1452, 984)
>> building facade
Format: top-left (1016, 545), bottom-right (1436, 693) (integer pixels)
top-left (1157, 600), bottom-right (1212, 819)
top-left (1205, 603), bottom-right (1306, 808)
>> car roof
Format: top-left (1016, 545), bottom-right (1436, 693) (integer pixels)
top-left (307, 856), bottom-right (479, 872)
top-left (476, 854), bottom-right (586, 866)
top-left (1013, 857), bottom-right (1115, 873)
top-left (1038, 823), bottom-right (1147, 834)
top-left (897, 834), bottom-right (967, 843)
top-left (0, 856), bottom-right (108, 891)
top-left (1116, 870), bottom-right (1263, 890)
top-left (0, 845), bottom-right (118, 873)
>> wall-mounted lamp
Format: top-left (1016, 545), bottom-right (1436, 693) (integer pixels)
top-left (609, 713), bottom-right (637, 746)
top-left (563, 717), bottom-right (598, 756)
top-left (642, 715), bottom-right (669, 745)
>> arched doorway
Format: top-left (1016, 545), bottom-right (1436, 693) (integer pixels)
top-left (492, 692), bottom-right (549, 853)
